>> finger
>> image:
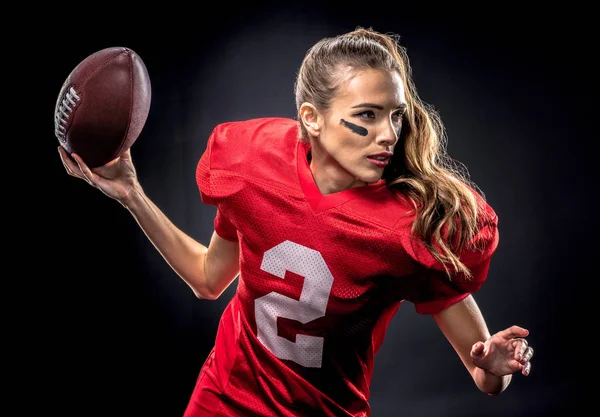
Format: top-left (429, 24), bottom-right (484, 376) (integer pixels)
top-left (522, 360), bottom-right (531, 376)
top-left (498, 325), bottom-right (529, 341)
top-left (59, 151), bottom-right (73, 176)
top-left (511, 338), bottom-right (529, 361)
top-left (121, 148), bottom-right (132, 161)
top-left (522, 346), bottom-right (534, 363)
top-left (58, 146), bottom-right (82, 178)
top-left (71, 153), bottom-right (95, 186)
top-left (471, 341), bottom-right (485, 357)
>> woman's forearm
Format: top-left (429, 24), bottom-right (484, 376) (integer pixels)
top-left (122, 184), bottom-right (211, 297)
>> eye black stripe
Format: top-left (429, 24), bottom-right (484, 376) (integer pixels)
top-left (340, 119), bottom-right (368, 136)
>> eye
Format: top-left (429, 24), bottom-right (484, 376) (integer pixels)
top-left (391, 111), bottom-right (405, 126)
top-left (355, 110), bottom-right (375, 119)
top-left (392, 110), bottom-right (405, 120)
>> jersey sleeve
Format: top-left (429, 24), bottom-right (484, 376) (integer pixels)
top-left (196, 127), bottom-right (216, 205)
top-left (196, 125), bottom-right (240, 242)
top-left (402, 196), bottom-right (499, 315)
top-left (214, 208), bottom-right (239, 242)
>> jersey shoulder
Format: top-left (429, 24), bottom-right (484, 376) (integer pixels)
top-left (196, 117), bottom-right (300, 203)
top-left (204, 116), bottom-right (299, 175)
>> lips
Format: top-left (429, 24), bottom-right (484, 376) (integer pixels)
top-left (367, 151), bottom-right (393, 161)
top-left (367, 156), bottom-right (391, 168)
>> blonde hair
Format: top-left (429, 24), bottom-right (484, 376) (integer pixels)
top-left (294, 27), bottom-right (495, 278)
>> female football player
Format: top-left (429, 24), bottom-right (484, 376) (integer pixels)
top-left (58, 27), bottom-right (534, 417)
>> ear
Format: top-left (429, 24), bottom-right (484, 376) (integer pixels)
top-left (299, 102), bottom-right (321, 137)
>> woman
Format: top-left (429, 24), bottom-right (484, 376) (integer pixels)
top-left (58, 27), bottom-right (535, 417)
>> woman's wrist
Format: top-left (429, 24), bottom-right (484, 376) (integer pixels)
top-left (121, 182), bottom-right (145, 211)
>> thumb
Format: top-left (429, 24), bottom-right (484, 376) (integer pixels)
top-left (471, 341), bottom-right (485, 358)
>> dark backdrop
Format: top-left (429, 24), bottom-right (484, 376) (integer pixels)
top-left (23, 4), bottom-right (592, 416)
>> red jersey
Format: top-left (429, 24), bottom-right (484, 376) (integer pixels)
top-left (185, 117), bottom-right (499, 417)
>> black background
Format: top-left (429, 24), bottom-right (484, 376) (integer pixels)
top-left (18, 3), bottom-right (593, 416)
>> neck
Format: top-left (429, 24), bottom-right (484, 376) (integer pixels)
top-left (307, 149), bottom-right (366, 195)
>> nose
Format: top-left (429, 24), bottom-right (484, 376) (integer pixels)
top-left (375, 119), bottom-right (399, 148)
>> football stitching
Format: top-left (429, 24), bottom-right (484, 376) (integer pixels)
top-left (54, 86), bottom-right (81, 142)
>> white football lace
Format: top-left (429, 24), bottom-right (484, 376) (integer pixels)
top-left (54, 87), bottom-right (81, 141)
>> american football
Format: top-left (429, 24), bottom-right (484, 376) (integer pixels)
top-left (54, 47), bottom-right (151, 168)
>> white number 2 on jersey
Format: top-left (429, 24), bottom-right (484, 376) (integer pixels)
top-left (255, 240), bottom-right (334, 368)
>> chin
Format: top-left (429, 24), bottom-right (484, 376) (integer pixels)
top-left (356, 171), bottom-right (383, 184)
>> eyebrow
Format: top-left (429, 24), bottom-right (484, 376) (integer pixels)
top-left (351, 102), bottom-right (408, 111)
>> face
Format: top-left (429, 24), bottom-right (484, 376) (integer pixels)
top-left (309, 68), bottom-right (407, 192)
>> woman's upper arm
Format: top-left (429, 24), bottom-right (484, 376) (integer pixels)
top-left (202, 231), bottom-right (240, 300)
top-left (432, 295), bottom-right (491, 376)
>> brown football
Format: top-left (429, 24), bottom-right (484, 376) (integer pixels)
top-left (54, 47), bottom-right (151, 168)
